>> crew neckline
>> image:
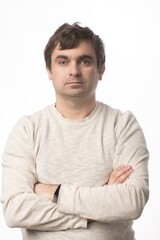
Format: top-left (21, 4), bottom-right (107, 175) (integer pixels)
top-left (49, 101), bottom-right (101, 125)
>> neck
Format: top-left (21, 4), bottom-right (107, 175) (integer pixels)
top-left (55, 97), bottom-right (96, 120)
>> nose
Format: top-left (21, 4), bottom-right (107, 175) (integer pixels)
top-left (69, 62), bottom-right (81, 77)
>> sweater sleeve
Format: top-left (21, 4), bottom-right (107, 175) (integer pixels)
top-left (1, 116), bottom-right (87, 231)
top-left (57, 111), bottom-right (149, 222)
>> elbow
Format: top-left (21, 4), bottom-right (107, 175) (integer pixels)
top-left (4, 209), bottom-right (28, 228)
top-left (131, 206), bottom-right (144, 220)
top-left (2, 200), bottom-right (25, 228)
top-left (3, 208), bottom-right (20, 228)
top-left (1, 200), bottom-right (17, 228)
top-left (4, 217), bottom-right (16, 228)
top-left (129, 186), bottom-right (149, 220)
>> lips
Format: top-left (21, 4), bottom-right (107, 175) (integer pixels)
top-left (67, 82), bottom-right (83, 84)
top-left (66, 80), bottom-right (83, 85)
top-left (65, 81), bottom-right (83, 89)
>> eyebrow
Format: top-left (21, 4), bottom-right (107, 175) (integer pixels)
top-left (55, 54), bottom-right (94, 61)
top-left (55, 55), bottom-right (68, 59)
top-left (78, 55), bottom-right (94, 61)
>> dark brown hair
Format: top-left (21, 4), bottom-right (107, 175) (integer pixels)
top-left (44, 22), bottom-right (105, 70)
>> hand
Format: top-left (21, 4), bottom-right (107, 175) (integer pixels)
top-left (107, 165), bottom-right (133, 185)
top-left (34, 183), bottom-right (58, 201)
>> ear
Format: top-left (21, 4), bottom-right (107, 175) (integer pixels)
top-left (98, 64), bottom-right (105, 80)
top-left (46, 67), bottom-right (52, 80)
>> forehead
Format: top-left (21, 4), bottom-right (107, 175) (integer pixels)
top-left (51, 41), bottom-right (96, 59)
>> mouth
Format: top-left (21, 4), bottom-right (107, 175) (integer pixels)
top-left (66, 81), bottom-right (83, 85)
top-left (65, 81), bottom-right (83, 89)
top-left (67, 82), bottom-right (83, 84)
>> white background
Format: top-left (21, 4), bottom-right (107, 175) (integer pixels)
top-left (0, 0), bottom-right (159, 239)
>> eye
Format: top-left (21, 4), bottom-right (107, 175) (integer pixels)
top-left (80, 58), bottom-right (92, 66)
top-left (58, 58), bottom-right (68, 65)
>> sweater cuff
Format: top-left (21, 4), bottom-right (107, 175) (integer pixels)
top-left (57, 183), bottom-right (77, 214)
top-left (57, 183), bottom-right (87, 229)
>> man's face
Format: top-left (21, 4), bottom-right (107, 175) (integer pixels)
top-left (47, 40), bottom-right (104, 100)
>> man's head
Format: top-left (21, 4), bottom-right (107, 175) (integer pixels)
top-left (44, 22), bottom-right (105, 71)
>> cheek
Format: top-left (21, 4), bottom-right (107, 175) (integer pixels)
top-left (50, 71), bottom-right (61, 82)
top-left (52, 68), bottom-right (68, 80)
top-left (85, 68), bottom-right (97, 78)
top-left (51, 72), bottom-right (66, 88)
top-left (89, 71), bottom-right (100, 82)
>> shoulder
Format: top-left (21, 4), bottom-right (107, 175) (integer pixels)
top-left (97, 102), bottom-right (123, 124)
top-left (8, 104), bottom-right (54, 139)
top-left (98, 102), bottom-right (146, 144)
top-left (98, 101), bottom-right (137, 124)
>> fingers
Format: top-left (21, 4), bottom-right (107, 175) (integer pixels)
top-left (34, 183), bottom-right (43, 194)
top-left (34, 183), bottom-right (58, 200)
top-left (107, 165), bottom-right (133, 185)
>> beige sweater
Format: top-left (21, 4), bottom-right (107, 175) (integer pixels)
top-left (1, 102), bottom-right (149, 240)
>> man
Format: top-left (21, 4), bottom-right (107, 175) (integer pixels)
top-left (1, 23), bottom-right (149, 239)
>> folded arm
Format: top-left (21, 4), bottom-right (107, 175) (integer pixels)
top-left (34, 165), bottom-right (133, 200)
top-left (1, 117), bottom-right (87, 231)
top-left (35, 112), bottom-right (149, 223)
top-left (55, 112), bottom-right (149, 223)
